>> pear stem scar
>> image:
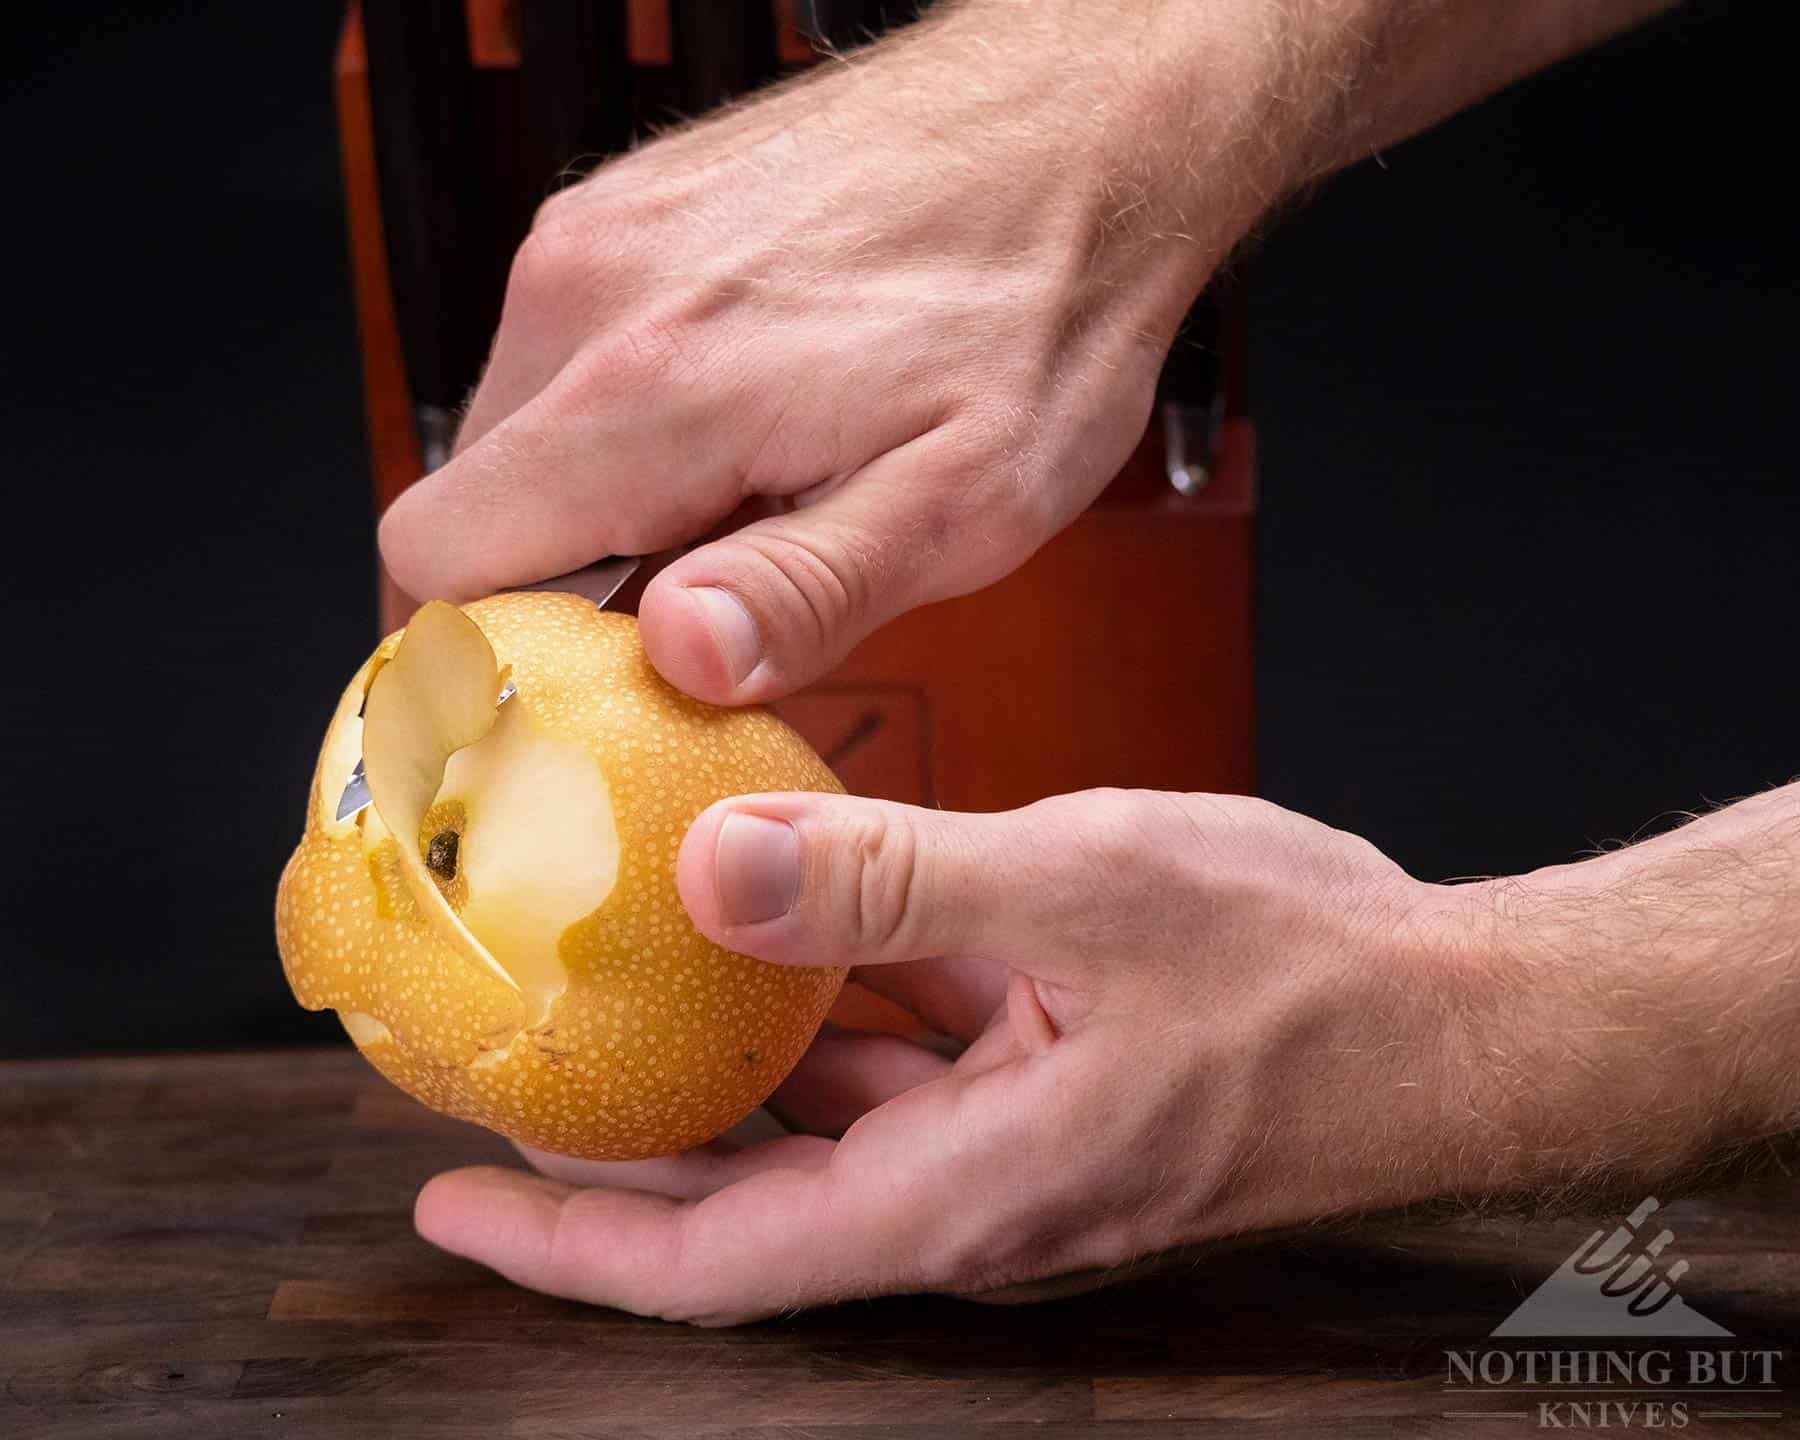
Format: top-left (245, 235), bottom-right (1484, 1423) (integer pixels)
top-left (426, 829), bottom-right (460, 880)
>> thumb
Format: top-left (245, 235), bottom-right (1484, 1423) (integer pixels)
top-left (676, 792), bottom-right (1098, 977)
top-left (639, 430), bottom-right (1038, 704)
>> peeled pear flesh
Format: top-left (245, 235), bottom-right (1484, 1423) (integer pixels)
top-left (438, 692), bottom-right (620, 1028)
top-left (358, 600), bottom-right (621, 1028)
top-left (275, 593), bottom-right (846, 1160)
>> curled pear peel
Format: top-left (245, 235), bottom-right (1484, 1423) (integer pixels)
top-left (276, 594), bottom-right (847, 1160)
top-left (360, 601), bottom-right (515, 994)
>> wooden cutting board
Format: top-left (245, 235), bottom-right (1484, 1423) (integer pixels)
top-left (4, 1049), bottom-right (1796, 1437)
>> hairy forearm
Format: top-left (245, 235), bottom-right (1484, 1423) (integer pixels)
top-left (1258, 0), bottom-right (1680, 174)
top-left (1466, 782), bottom-right (1800, 1207)
top-left (625, 0), bottom-right (1673, 361)
top-left (914, 0), bottom-right (1675, 330)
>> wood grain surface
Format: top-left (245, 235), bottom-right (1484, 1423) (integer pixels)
top-left (4, 1049), bottom-right (1795, 1438)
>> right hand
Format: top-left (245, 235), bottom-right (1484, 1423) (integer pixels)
top-left (378, 5), bottom-right (1236, 704)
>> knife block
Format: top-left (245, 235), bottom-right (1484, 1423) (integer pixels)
top-left (335, 0), bottom-right (1255, 816)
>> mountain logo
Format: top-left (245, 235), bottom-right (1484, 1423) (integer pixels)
top-left (1492, 1196), bottom-right (1732, 1337)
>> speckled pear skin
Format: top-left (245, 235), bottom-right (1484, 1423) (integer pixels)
top-left (276, 593), bottom-right (846, 1160)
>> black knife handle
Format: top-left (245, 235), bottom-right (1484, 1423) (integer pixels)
top-left (362, 0), bottom-right (482, 438)
top-left (668, 0), bottom-right (780, 113)
top-left (520, 0), bottom-right (634, 198)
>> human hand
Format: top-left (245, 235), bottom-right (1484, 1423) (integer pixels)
top-left (377, 5), bottom-right (1244, 704)
top-left (414, 788), bottom-right (1550, 1323)
top-left (376, 0), bottom-right (1672, 707)
top-left (415, 780), bottom-right (1800, 1323)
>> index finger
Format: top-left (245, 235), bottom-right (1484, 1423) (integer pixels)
top-left (377, 389), bottom-right (733, 604)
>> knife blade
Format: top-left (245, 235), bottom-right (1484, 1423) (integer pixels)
top-left (519, 553), bottom-right (641, 609)
top-left (333, 556), bottom-right (643, 822)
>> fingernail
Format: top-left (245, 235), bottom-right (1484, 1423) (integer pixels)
top-left (684, 586), bottom-right (761, 686)
top-left (714, 812), bottom-right (801, 925)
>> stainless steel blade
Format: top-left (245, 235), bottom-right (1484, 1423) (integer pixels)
top-left (520, 554), bottom-right (640, 608)
top-left (334, 765), bottom-right (371, 824)
top-left (333, 557), bottom-right (640, 822)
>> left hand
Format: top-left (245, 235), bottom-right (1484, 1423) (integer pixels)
top-left (413, 787), bottom-right (1529, 1324)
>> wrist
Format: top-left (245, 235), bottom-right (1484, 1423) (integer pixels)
top-left (1446, 793), bottom-right (1800, 1207)
top-left (913, 1), bottom-right (1281, 339)
top-left (934, 0), bottom-right (1676, 326)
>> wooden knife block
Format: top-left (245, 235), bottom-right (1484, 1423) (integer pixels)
top-left (336, 1), bottom-right (1254, 818)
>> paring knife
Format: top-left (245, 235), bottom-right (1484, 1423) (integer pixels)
top-left (334, 556), bottom-right (642, 822)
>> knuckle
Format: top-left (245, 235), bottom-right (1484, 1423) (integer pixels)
top-left (609, 318), bottom-right (690, 385)
top-left (883, 489), bottom-right (959, 581)
top-left (1063, 787), bottom-right (1162, 850)
top-left (543, 317), bottom-right (702, 430)
top-left (507, 221), bottom-right (584, 303)
top-left (739, 528), bottom-right (871, 658)
top-left (1038, 788), bottom-right (1201, 898)
top-left (947, 471), bottom-right (1054, 589)
top-left (508, 200), bottom-right (641, 328)
top-left (631, 1207), bottom-right (719, 1325)
top-left (891, 476), bottom-right (1009, 603)
top-left (528, 182), bottom-right (587, 236)
top-left (956, 415), bottom-right (1060, 539)
top-left (829, 808), bottom-right (923, 959)
top-left (996, 465), bottom-right (1065, 551)
top-left (601, 509), bottom-right (665, 561)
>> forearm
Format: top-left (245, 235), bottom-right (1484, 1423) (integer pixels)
top-left (1249, 0), bottom-right (1680, 176)
top-left (920, 0), bottom-right (1676, 333)
top-left (1464, 782), bottom-right (1800, 1206)
top-left (584, 0), bottom-right (1674, 365)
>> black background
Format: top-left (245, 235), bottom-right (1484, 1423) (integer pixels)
top-left (1, 2), bottom-right (1790, 1058)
